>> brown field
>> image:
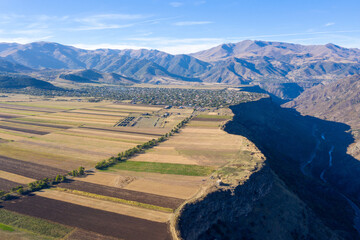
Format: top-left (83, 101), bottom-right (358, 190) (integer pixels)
top-left (0, 155), bottom-right (67, 179)
top-left (1, 195), bottom-right (171, 240)
top-left (0, 178), bottom-right (21, 191)
top-left (36, 190), bottom-right (171, 222)
top-left (58, 180), bottom-right (183, 209)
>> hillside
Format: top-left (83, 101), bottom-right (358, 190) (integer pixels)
top-left (285, 75), bottom-right (360, 129)
top-left (58, 69), bottom-right (140, 85)
top-left (0, 58), bottom-right (32, 73)
top-left (0, 75), bottom-right (59, 90)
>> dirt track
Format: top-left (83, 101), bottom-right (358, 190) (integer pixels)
top-left (0, 125), bottom-right (50, 135)
top-left (192, 117), bottom-right (227, 122)
top-left (79, 126), bottom-right (163, 136)
top-left (1, 195), bottom-right (171, 240)
top-left (58, 180), bottom-right (183, 209)
top-left (0, 104), bottom-right (59, 113)
top-left (0, 114), bottom-right (19, 119)
top-left (4, 120), bottom-right (72, 129)
top-left (0, 155), bottom-right (67, 179)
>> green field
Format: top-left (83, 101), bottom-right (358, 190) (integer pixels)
top-left (0, 223), bottom-right (14, 232)
top-left (106, 161), bottom-right (215, 176)
top-left (196, 114), bottom-right (232, 119)
top-left (0, 209), bottom-right (73, 238)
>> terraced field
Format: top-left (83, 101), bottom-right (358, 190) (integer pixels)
top-left (0, 95), bottom-right (263, 239)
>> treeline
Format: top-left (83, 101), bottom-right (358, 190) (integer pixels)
top-left (0, 167), bottom-right (86, 201)
top-left (95, 117), bottom-right (192, 170)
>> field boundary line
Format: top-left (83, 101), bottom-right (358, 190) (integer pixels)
top-left (54, 187), bottom-right (174, 213)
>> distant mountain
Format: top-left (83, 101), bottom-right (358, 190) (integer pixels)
top-left (191, 40), bottom-right (360, 63)
top-left (1, 40), bottom-right (360, 98)
top-left (0, 42), bottom-right (204, 84)
top-left (0, 75), bottom-right (59, 89)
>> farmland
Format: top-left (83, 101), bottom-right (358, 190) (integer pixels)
top-left (0, 92), bottom-right (265, 239)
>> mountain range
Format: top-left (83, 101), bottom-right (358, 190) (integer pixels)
top-left (1, 40), bottom-right (360, 98)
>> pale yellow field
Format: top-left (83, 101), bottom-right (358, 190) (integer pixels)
top-left (129, 118), bottom-right (244, 167)
top-left (0, 170), bottom-right (35, 184)
top-left (64, 128), bottom-right (153, 142)
top-left (102, 104), bottom-right (162, 112)
top-left (124, 179), bottom-right (200, 199)
top-left (36, 190), bottom-right (171, 223)
top-left (0, 144), bottom-right (92, 169)
top-left (77, 172), bottom-right (135, 188)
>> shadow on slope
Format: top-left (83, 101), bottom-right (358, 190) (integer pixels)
top-left (224, 97), bottom-right (360, 238)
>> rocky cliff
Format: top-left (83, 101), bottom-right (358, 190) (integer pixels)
top-left (176, 98), bottom-right (358, 239)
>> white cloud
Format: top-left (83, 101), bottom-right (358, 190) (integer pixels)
top-left (72, 43), bottom-right (150, 51)
top-left (170, 2), bottom-right (183, 7)
top-left (158, 43), bottom-right (220, 54)
top-left (77, 14), bottom-right (145, 23)
top-left (325, 22), bottom-right (335, 27)
top-left (73, 13), bottom-right (149, 31)
top-left (174, 21), bottom-right (212, 26)
top-left (194, 1), bottom-right (206, 5)
top-left (0, 36), bottom-right (53, 44)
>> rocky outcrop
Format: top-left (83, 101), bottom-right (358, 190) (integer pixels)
top-left (178, 166), bottom-right (273, 240)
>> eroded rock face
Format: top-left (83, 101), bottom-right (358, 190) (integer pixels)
top-left (178, 98), bottom-right (359, 240)
top-left (178, 166), bottom-right (273, 240)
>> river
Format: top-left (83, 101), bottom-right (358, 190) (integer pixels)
top-left (306, 131), bottom-right (360, 235)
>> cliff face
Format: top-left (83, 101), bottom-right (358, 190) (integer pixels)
top-left (178, 166), bottom-right (273, 240)
top-left (177, 98), bottom-right (358, 239)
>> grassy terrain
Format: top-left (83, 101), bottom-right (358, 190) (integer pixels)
top-left (0, 223), bottom-right (14, 232)
top-left (196, 114), bottom-right (232, 119)
top-left (106, 161), bottom-right (214, 176)
top-left (0, 209), bottom-right (73, 238)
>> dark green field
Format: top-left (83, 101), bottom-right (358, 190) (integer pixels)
top-left (106, 161), bottom-right (215, 176)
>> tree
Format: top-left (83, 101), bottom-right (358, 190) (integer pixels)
top-left (78, 166), bottom-right (85, 175)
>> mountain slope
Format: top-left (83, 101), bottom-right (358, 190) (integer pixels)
top-left (58, 69), bottom-right (139, 85)
top-left (0, 58), bottom-right (32, 72)
top-left (0, 75), bottom-right (59, 89)
top-left (285, 75), bottom-right (360, 129)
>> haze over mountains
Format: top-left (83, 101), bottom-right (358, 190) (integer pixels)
top-left (1, 40), bottom-right (360, 98)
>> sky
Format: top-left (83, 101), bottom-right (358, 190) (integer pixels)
top-left (0, 0), bottom-right (360, 54)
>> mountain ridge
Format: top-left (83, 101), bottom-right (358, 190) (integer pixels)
top-left (1, 40), bottom-right (360, 98)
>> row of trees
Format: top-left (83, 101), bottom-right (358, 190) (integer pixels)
top-left (95, 117), bottom-right (192, 170)
top-left (0, 167), bottom-right (86, 201)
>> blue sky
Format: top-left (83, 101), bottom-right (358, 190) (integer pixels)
top-left (0, 0), bottom-right (359, 54)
